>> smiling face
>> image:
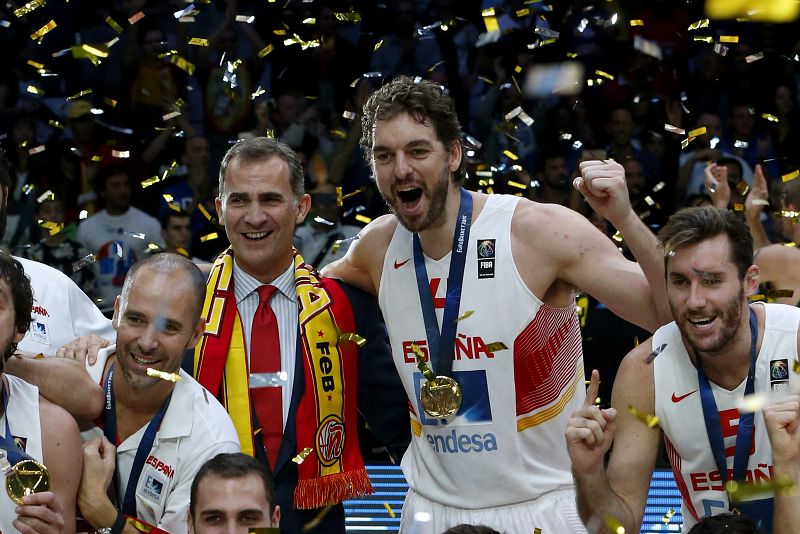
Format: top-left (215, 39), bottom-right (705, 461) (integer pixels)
top-left (216, 156), bottom-right (310, 282)
top-left (113, 267), bottom-right (203, 389)
top-left (371, 112), bottom-right (460, 233)
top-left (666, 234), bottom-right (756, 356)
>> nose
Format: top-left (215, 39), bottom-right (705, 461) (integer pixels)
top-left (394, 151), bottom-right (413, 179)
top-left (138, 324), bottom-right (159, 352)
top-left (687, 282), bottom-right (707, 309)
top-left (244, 202), bottom-right (268, 227)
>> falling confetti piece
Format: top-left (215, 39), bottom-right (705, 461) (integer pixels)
top-left (35, 190), bottom-right (54, 203)
top-left (355, 214), bottom-right (372, 224)
top-left (302, 505), bottom-right (333, 532)
top-left (128, 11), bottom-right (144, 24)
top-left (719, 35), bottom-right (739, 43)
top-left (335, 7), bottom-right (361, 22)
top-left (485, 342), bottom-right (508, 352)
top-left (141, 176), bottom-right (160, 188)
top-left (456, 310), bottom-right (474, 322)
top-left (105, 16), bottom-right (123, 33)
top-left (782, 170), bottom-right (799, 182)
top-left (687, 127), bottom-right (707, 137)
top-left (257, 44), bottom-right (274, 58)
top-left (768, 289), bottom-right (794, 299)
top-left (604, 515), bottom-right (626, 534)
top-left (664, 124), bottom-right (686, 135)
top-left (28, 145), bottom-right (45, 155)
top-left (630, 19), bottom-right (644, 26)
top-left (746, 52), bottom-right (765, 63)
top-left (628, 405), bottom-right (659, 428)
top-left (763, 113), bottom-right (779, 122)
top-left (662, 508), bottom-right (676, 524)
top-left (14, 0), bottom-right (45, 17)
top-left (292, 447), bottom-right (313, 464)
top-left (188, 37), bottom-right (208, 46)
top-left (72, 254), bottom-right (96, 272)
top-left (338, 332), bottom-right (366, 348)
top-left (688, 19), bottom-right (709, 30)
top-left (146, 368), bottom-right (181, 382)
top-left (726, 476), bottom-right (794, 502)
top-left (236, 15), bottom-right (255, 23)
top-left (200, 232), bottom-right (219, 242)
top-left (793, 360), bottom-right (800, 374)
top-left (67, 89), bottom-right (93, 100)
top-left (383, 502), bottom-right (396, 518)
top-left (112, 150), bottom-right (130, 158)
top-left (374, 39), bottom-right (384, 51)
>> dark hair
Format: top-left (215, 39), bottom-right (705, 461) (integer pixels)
top-left (121, 252), bottom-right (206, 321)
top-left (687, 512), bottom-right (762, 533)
top-left (218, 137), bottom-right (304, 200)
top-left (658, 206), bottom-right (753, 279)
top-left (0, 147), bottom-right (10, 189)
top-left (442, 525), bottom-right (501, 534)
top-left (716, 156), bottom-right (744, 179)
top-left (536, 145), bottom-right (567, 173)
top-left (0, 254), bottom-right (33, 361)
top-left (189, 453), bottom-right (275, 518)
top-left (160, 209), bottom-right (190, 230)
top-left (360, 75), bottom-right (465, 182)
top-left (94, 164), bottom-right (130, 196)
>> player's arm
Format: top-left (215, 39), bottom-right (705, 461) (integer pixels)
top-left (754, 245), bottom-right (800, 306)
top-left (763, 390), bottom-right (800, 534)
top-left (576, 160), bottom-right (672, 328)
top-left (6, 354), bottom-right (104, 421)
top-left (517, 202), bottom-right (659, 332)
top-left (321, 214), bottom-right (396, 295)
top-left (14, 397), bottom-right (83, 534)
top-left (568, 341), bottom-right (660, 532)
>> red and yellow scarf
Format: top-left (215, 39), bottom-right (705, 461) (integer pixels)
top-left (194, 247), bottom-right (372, 508)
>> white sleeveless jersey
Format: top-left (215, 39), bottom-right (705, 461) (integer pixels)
top-left (0, 375), bottom-right (43, 533)
top-left (379, 194), bottom-right (585, 508)
top-left (654, 303), bottom-right (800, 531)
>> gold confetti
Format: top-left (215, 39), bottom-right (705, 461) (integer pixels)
top-left (719, 35), bottom-right (739, 43)
top-left (726, 476), bottom-right (794, 502)
top-left (733, 203), bottom-right (746, 212)
top-left (146, 368), bottom-right (181, 382)
top-left (768, 289), bottom-right (794, 299)
top-left (507, 180), bottom-right (527, 190)
top-left (302, 17), bottom-right (316, 25)
top-left (141, 176), bottom-right (160, 188)
top-left (67, 89), bottom-right (93, 101)
top-left (200, 232), bottom-right (219, 242)
top-left (688, 19), bottom-right (710, 30)
top-left (604, 516), bottom-right (626, 534)
top-left (780, 210), bottom-right (800, 221)
top-left (112, 150), bottom-right (130, 158)
top-left (257, 44), bottom-right (274, 58)
top-left (428, 60), bottom-right (445, 72)
top-left (662, 508), bottom-right (676, 524)
top-left (516, 8), bottom-right (530, 17)
top-left (793, 360), bottom-right (800, 374)
top-left (355, 214), bottom-right (372, 225)
top-left (735, 181), bottom-right (750, 196)
top-left (483, 15), bottom-right (499, 33)
top-left (35, 190), bottom-right (54, 203)
top-left (485, 342), bottom-right (508, 352)
top-left (335, 7), bottom-right (362, 22)
top-left (197, 204), bottom-right (214, 222)
top-left (105, 16), bottom-right (123, 33)
top-left (14, 0), bottom-right (45, 17)
top-left (169, 54), bottom-right (195, 75)
top-left (26, 59), bottom-right (44, 69)
top-left (533, 529), bottom-right (542, 534)
top-left (595, 70), bottom-right (614, 80)
top-left (104, 97), bottom-right (117, 107)
top-left (39, 221), bottom-right (63, 236)
top-left (630, 19), bottom-right (644, 26)
top-left (302, 505), bottom-right (333, 532)
top-left (383, 502), bottom-right (396, 518)
top-left (612, 231), bottom-right (624, 242)
top-left (374, 39), bottom-right (384, 51)
top-left (338, 332), bottom-right (366, 348)
top-left (628, 405), bottom-right (659, 428)
top-left (693, 36), bottom-right (713, 43)
top-left (502, 150), bottom-right (519, 161)
top-left (292, 447), bottom-right (313, 464)
top-left (188, 37), bottom-right (208, 46)
top-left (456, 310), bottom-right (474, 322)
top-left (687, 127), bottom-right (707, 137)
top-left (782, 170), bottom-right (799, 182)
top-left (342, 110), bottom-right (356, 120)
top-left (763, 113), bottom-right (779, 123)
top-left (335, 186), bottom-right (363, 206)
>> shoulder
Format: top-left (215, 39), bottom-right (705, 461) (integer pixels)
top-left (756, 243), bottom-right (800, 264)
top-left (613, 338), bottom-right (656, 406)
top-left (351, 214), bottom-right (398, 255)
top-left (38, 396), bottom-right (80, 442)
top-left (183, 374), bottom-right (239, 442)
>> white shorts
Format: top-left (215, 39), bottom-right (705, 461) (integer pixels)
top-left (399, 486), bottom-right (588, 534)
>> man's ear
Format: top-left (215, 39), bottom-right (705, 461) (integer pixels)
top-left (296, 194), bottom-right (311, 224)
top-left (186, 318), bottom-right (206, 350)
top-left (272, 505), bottom-right (281, 527)
top-left (112, 296), bottom-right (122, 330)
top-left (447, 140), bottom-right (462, 173)
top-left (745, 265), bottom-right (760, 294)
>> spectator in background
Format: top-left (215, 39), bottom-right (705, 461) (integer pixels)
top-left (19, 196), bottom-right (95, 297)
top-left (189, 453), bottom-right (280, 533)
top-left (529, 146), bottom-right (572, 206)
top-left (294, 182), bottom-right (361, 269)
top-left (721, 101), bottom-right (777, 179)
top-left (768, 82), bottom-right (800, 175)
top-left (76, 165), bottom-right (163, 314)
top-left (159, 135), bottom-right (213, 218)
top-left (605, 106), bottom-right (641, 162)
top-left (161, 210), bottom-right (206, 264)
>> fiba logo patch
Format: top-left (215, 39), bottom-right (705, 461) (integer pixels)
top-left (477, 239), bottom-right (495, 279)
top-left (316, 415), bottom-right (345, 466)
top-left (771, 359), bottom-right (790, 391)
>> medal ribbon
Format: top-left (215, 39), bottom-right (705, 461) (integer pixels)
top-left (0, 383), bottom-right (34, 465)
top-left (103, 363), bottom-right (172, 517)
top-left (697, 309), bottom-right (758, 493)
top-left (412, 188), bottom-right (472, 378)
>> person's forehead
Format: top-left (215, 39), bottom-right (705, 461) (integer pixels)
top-left (197, 474), bottom-right (269, 508)
top-left (126, 269), bottom-right (192, 314)
top-left (667, 235), bottom-right (735, 271)
top-left (226, 156), bottom-right (290, 187)
top-left (373, 112), bottom-right (438, 146)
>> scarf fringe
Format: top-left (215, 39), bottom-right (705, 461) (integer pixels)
top-left (294, 468), bottom-right (374, 509)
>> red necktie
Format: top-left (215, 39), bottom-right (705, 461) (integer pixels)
top-left (250, 284), bottom-right (283, 470)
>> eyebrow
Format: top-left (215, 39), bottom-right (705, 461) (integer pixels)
top-left (372, 139), bottom-right (435, 153)
top-left (227, 191), bottom-right (285, 201)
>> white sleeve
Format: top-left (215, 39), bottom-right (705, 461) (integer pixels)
top-left (67, 276), bottom-right (115, 344)
top-left (85, 346), bottom-right (113, 384)
top-left (156, 440), bottom-right (240, 534)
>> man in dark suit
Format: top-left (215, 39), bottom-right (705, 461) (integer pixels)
top-left (193, 137), bottom-right (408, 534)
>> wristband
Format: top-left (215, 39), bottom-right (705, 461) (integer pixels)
top-left (110, 511), bottom-right (126, 534)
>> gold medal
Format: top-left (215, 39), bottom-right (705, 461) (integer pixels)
top-left (420, 375), bottom-right (462, 418)
top-left (6, 459), bottom-right (50, 505)
top-left (412, 344), bottom-right (462, 418)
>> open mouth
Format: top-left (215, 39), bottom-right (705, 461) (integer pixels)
top-left (132, 353), bottom-right (159, 367)
top-left (396, 187), bottom-right (423, 204)
top-left (688, 317), bottom-right (715, 328)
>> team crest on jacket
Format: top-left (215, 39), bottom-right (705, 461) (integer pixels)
top-left (316, 415), bottom-right (345, 466)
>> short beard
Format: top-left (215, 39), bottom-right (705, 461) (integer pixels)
top-left (0, 342), bottom-right (17, 375)
top-left (381, 168), bottom-right (451, 233)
